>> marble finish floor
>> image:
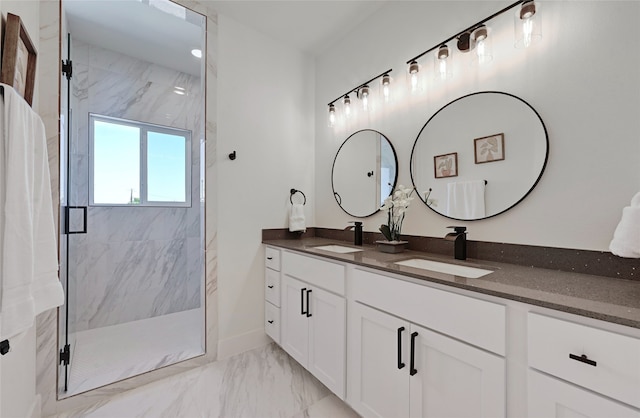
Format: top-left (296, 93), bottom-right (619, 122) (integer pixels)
top-left (51, 343), bottom-right (360, 418)
top-left (64, 309), bottom-right (204, 397)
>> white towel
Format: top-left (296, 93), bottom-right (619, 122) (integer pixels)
top-left (446, 180), bottom-right (486, 219)
top-left (609, 192), bottom-right (640, 258)
top-left (289, 203), bottom-right (306, 233)
top-left (0, 84), bottom-right (64, 340)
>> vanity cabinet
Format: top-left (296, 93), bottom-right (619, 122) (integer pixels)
top-left (527, 312), bottom-right (640, 415)
top-left (347, 268), bottom-right (506, 418)
top-left (280, 251), bottom-right (346, 398)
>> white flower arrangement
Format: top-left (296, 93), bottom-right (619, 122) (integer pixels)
top-left (379, 185), bottom-right (415, 242)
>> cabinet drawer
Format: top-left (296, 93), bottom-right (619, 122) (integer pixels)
top-left (265, 246), bottom-right (281, 271)
top-left (265, 301), bottom-right (280, 343)
top-left (528, 369), bottom-right (640, 417)
top-left (528, 312), bottom-right (640, 408)
top-left (282, 251), bottom-right (345, 295)
top-left (352, 268), bottom-right (505, 356)
top-left (265, 268), bottom-right (280, 307)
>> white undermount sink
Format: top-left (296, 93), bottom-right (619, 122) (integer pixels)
top-left (394, 258), bottom-right (493, 278)
top-left (314, 245), bottom-right (363, 254)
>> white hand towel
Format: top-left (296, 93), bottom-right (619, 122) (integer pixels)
top-left (0, 85), bottom-right (64, 340)
top-left (289, 203), bottom-right (306, 233)
top-left (609, 191), bottom-right (640, 258)
top-left (446, 180), bottom-right (486, 219)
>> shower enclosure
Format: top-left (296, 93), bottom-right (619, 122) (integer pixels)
top-left (58, 0), bottom-right (206, 397)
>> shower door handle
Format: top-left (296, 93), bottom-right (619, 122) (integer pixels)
top-left (64, 206), bottom-right (87, 234)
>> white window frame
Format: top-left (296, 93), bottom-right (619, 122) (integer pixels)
top-left (89, 113), bottom-right (192, 207)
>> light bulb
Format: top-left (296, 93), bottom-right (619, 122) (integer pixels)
top-left (360, 86), bottom-right (370, 112)
top-left (328, 104), bottom-right (336, 127)
top-left (471, 25), bottom-right (492, 65)
top-left (522, 18), bottom-right (533, 48)
top-left (343, 95), bottom-right (351, 118)
top-left (435, 45), bottom-right (452, 80)
top-left (515, 1), bottom-right (541, 49)
top-left (381, 74), bottom-right (391, 103)
top-left (408, 61), bottom-right (420, 93)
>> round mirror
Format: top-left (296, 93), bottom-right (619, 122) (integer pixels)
top-left (332, 129), bottom-right (398, 217)
top-left (410, 91), bottom-right (548, 220)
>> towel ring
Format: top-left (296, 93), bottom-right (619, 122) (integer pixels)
top-left (290, 189), bottom-right (306, 205)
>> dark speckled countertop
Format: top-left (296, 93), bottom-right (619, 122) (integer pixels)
top-left (263, 237), bottom-right (640, 330)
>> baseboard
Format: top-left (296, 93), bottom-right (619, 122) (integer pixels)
top-left (217, 328), bottom-right (271, 360)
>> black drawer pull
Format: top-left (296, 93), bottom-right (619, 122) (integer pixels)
top-left (267, 320), bottom-right (274, 324)
top-left (301, 288), bottom-right (307, 315)
top-left (267, 285), bottom-right (274, 289)
top-left (397, 327), bottom-right (405, 369)
top-left (267, 257), bottom-right (273, 260)
top-left (306, 289), bottom-right (312, 317)
top-left (410, 331), bottom-right (418, 376)
top-left (569, 353), bottom-right (597, 367)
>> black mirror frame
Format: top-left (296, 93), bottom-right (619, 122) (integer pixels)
top-left (332, 129), bottom-right (399, 218)
top-left (409, 91), bottom-right (549, 221)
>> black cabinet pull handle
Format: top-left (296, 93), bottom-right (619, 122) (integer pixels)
top-left (267, 285), bottom-right (274, 289)
top-left (267, 320), bottom-right (274, 324)
top-left (410, 331), bottom-right (418, 376)
top-left (569, 353), bottom-right (597, 367)
top-left (306, 289), bottom-right (312, 317)
top-left (267, 257), bottom-right (273, 260)
top-left (301, 288), bottom-right (307, 315)
top-left (397, 327), bottom-right (406, 369)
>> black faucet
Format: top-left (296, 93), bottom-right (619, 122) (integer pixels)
top-left (345, 221), bottom-right (363, 246)
top-left (445, 226), bottom-right (467, 260)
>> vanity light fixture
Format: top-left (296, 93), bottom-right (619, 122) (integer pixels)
top-left (326, 68), bottom-right (392, 128)
top-left (435, 44), bottom-right (453, 80)
top-left (515, 0), bottom-right (541, 48)
top-left (343, 95), bottom-right (352, 118)
top-left (328, 104), bottom-right (336, 127)
top-left (191, 48), bottom-right (202, 58)
top-left (408, 60), bottom-right (422, 93)
top-left (470, 25), bottom-right (493, 65)
top-left (327, 104), bottom-right (336, 127)
top-left (380, 73), bottom-right (392, 103)
top-left (405, 1), bottom-right (534, 78)
top-left (359, 85), bottom-right (370, 111)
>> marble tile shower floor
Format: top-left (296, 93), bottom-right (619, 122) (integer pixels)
top-left (52, 343), bottom-right (360, 418)
top-left (65, 309), bottom-right (204, 397)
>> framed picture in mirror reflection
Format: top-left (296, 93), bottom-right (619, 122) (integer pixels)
top-left (474, 133), bottom-right (505, 164)
top-left (434, 152), bottom-right (458, 179)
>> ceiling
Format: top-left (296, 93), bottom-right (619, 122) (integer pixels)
top-left (209, 1), bottom-right (388, 56)
top-left (64, 0), bottom-right (387, 78)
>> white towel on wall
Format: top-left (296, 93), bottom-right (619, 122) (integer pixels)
top-left (0, 84), bottom-right (64, 340)
top-left (446, 180), bottom-right (486, 219)
top-left (289, 203), bottom-right (306, 233)
top-left (609, 191), bottom-right (640, 258)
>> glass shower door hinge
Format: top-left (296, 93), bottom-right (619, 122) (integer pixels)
top-left (62, 59), bottom-right (72, 80)
top-left (59, 344), bottom-right (70, 366)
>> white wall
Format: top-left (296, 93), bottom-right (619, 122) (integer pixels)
top-left (315, 1), bottom-right (640, 251)
top-left (0, 2), bottom-right (41, 417)
top-left (217, 14), bottom-right (315, 356)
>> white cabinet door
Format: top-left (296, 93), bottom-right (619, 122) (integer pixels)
top-left (348, 301), bottom-right (410, 418)
top-left (308, 286), bottom-right (346, 398)
top-left (281, 275), bottom-right (309, 367)
top-left (409, 323), bottom-right (506, 418)
top-left (528, 370), bottom-right (640, 418)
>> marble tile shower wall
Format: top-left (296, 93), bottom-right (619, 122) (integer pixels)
top-left (69, 39), bottom-right (203, 332)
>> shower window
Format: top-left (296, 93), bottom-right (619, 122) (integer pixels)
top-left (89, 114), bottom-right (191, 206)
